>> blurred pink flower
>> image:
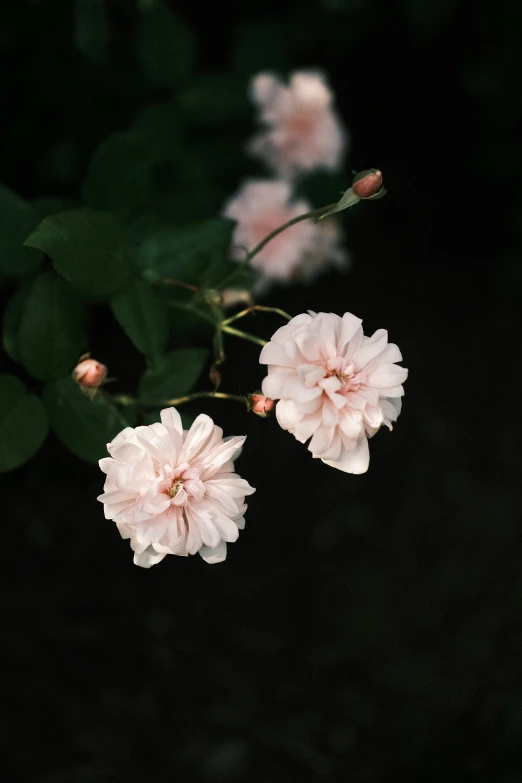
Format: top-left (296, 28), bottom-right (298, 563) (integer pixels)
top-left (222, 180), bottom-right (346, 287)
top-left (259, 312), bottom-right (408, 474)
top-left (248, 70), bottom-right (347, 178)
top-left (296, 218), bottom-right (350, 283)
top-left (98, 409), bottom-right (255, 567)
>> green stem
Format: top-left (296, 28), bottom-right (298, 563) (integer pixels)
top-left (221, 325), bottom-right (267, 347)
top-left (221, 305), bottom-right (292, 328)
top-left (114, 391), bottom-right (246, 409)
top-left (163, 391), bottom-right (246, 407)
top-left (219, 202), bottom-right (337, 289)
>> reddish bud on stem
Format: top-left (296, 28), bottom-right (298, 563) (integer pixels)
top-left (73, 358), bottom-right (107, 397)
top-left (247, 392), bottom-right (276, 417)
top-left (352, 169), bottom-right (384, 199)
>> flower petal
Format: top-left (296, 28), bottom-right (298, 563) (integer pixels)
top-left (199, 540), bottom-right (227, 564)
top-left (322, 435), bottom-right (370, 474)
top-left (133, 546), bottom-right (167, 568)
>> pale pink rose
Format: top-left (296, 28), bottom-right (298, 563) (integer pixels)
top-left (223, 180), bottom-right (316, 283)
top-left (222, 180), bottom-right (347, 287)
top-left (98, 409), bottom-right (255, 567)
top-left (248, 70), bottom-right (347, 178)
top-left (259, 312), bottom-right (408, 474)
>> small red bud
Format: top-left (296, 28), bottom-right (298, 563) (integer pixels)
top-left (73, 358), bottom-right (107, 396)
top-left (352, 169), bottom-right (383, 199)
top-left (247, 392), bottom-right (276, 418)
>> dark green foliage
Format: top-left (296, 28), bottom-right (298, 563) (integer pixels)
top-left (18, 271), bottom-right (87, 381)
top-left (43, 377), bottom-right (131, 463)
top-left (138, 347), bottom-right (209, 402)
top-left (25, 208), bottom-right (130, 298)
top-left (110, 278), bottom-right (170, 368)
top-left (0, 375), bottom-right (48, 471)
top-left (0, 184), bottom-right (44, 278)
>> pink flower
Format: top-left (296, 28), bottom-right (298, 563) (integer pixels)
top-left (259, 312), bottom-right (408, 474)
top-left (98, 409), bottom-right (255, 567)
top-left (222, 180), bottom-right (346, 286)
top-left (223, 180), bottom-right (315, 282)
top-left (248, 70), bottom-right (347, 178)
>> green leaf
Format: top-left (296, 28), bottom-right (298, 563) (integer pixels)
top-left (19, 271), bottom-right (87, 380)
top-left (25, 208), bottom-right (129, 298)
top-left (43, 377), bottom-right (130, 463)
top-left (131, 102), bottom-right (182, 165)
top-left (317, 187), bottom-right (362, 221)
top-left (0, 184), bottom-right (44, 279)
top-left (81, 132), bottom-right (151, 216)
top-left (111, 278), bottom-right (169, 368)
top-left (179, 73), bottom-right (249, 124)
top-left (137, 1), bottom-right (196, 87)
top-left (137, 218), bottom-right (235, 284)
top-left (30, 197), bottom-right (77, 222)
top-left (0, 375), bottom-right (49, 472)
top-left (139, 348), bottom-right (209, 402)
top-left (74, 0), bottom-right (110, 64)
top-left (2, 282), bottom-right (32, 364)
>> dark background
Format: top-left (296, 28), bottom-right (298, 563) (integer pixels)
top-left (2, 0), bottom-right (522, 780)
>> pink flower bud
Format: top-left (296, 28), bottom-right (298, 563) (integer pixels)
top-left (73, 358), bottom-right (107, 394)
top-left (352, 169), bottom-right (384, 199)
top-left (247, 392), bottom-right (276, 417)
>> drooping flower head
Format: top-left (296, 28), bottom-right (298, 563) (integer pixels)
top-left (98, 409), bottom-right (255, 567)
top-left (259, 312), bottom-right (408, 474)
top-left (222, 180), bottom-right (346, 288)
top-left (248, 70), bottom-right (347, 179)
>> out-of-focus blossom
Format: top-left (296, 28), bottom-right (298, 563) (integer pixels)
top-left (247, 392), bottom-right (276, 417)
top-left (222, 180), bottom-right (346, 288)
top-left (73, 358), bottom-right (107, 398)
top-left (248, 70), bottom-right (347, 179)
top-left (98, 409), bottom-right (255, 567)
top-left (223, 180), bottom-right (315, 282)
top-left (259, 312), bottom-right (408, 474)
top-left (296, 218), bottom-right (350, 283)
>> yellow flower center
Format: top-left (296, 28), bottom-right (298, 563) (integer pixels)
top-left (168, 479), bottom-right (182, 499)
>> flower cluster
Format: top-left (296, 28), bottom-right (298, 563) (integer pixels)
top-left (95, 72), bottom-right (405, 570)
top-left (98, 311), bottom-right (407, 567)
top-left (222, 70), bottom-right (349, 290)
